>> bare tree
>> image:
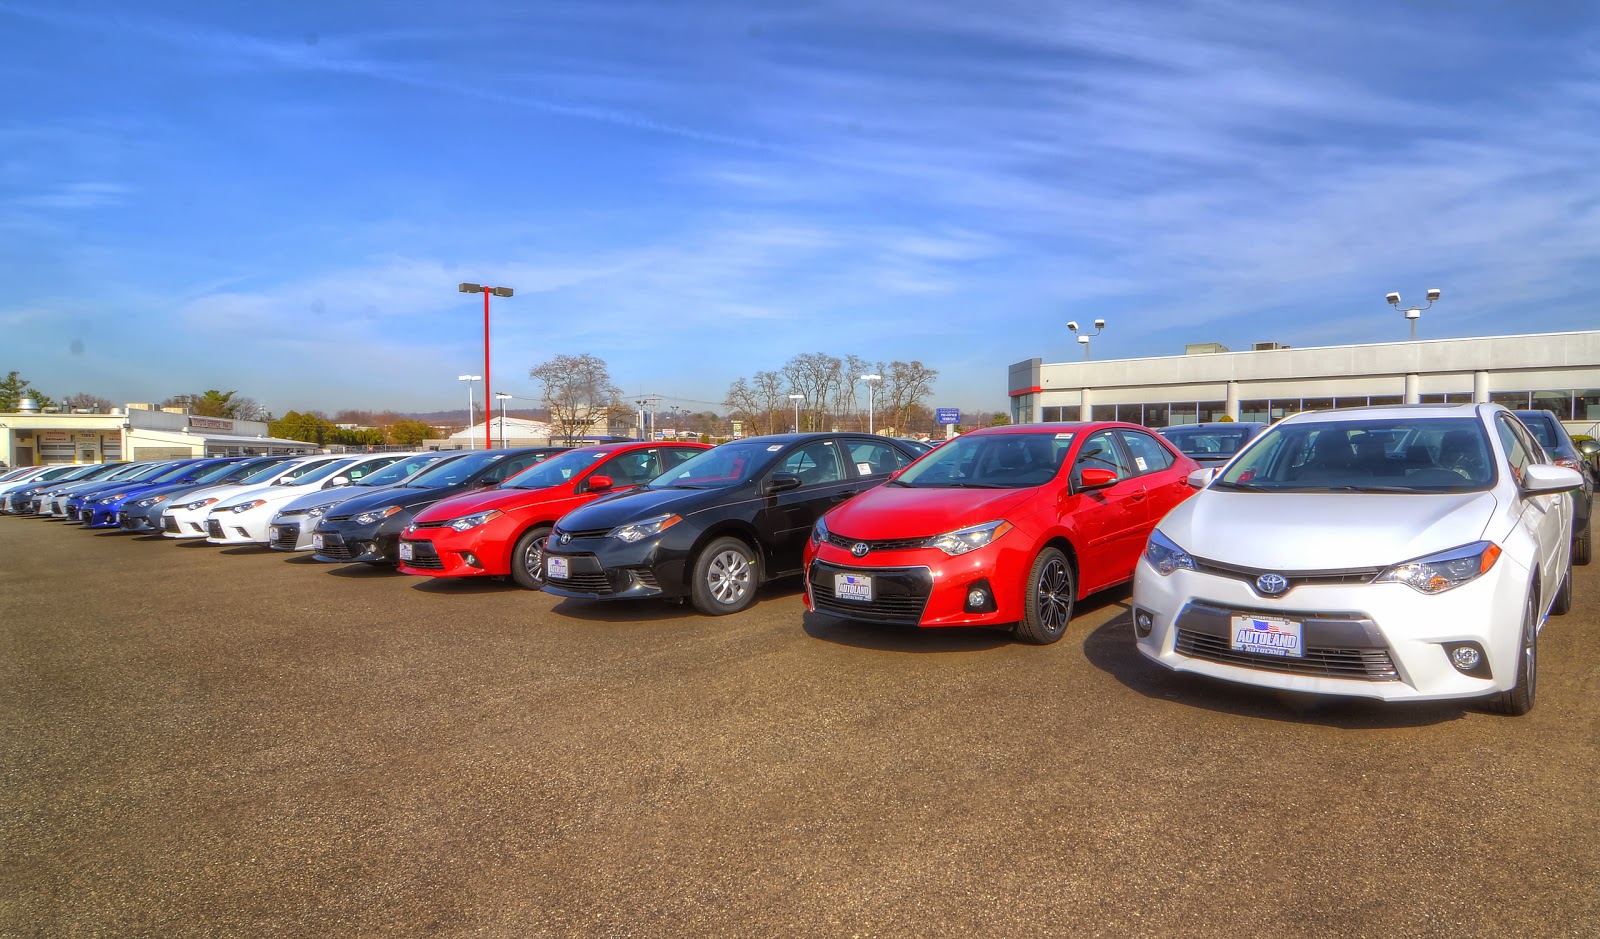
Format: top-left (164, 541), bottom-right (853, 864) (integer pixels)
top-left (62, 392), bottom-right (114, 413)
top-left (883, 361), bottom-right (940, 434)
top-left (782, 352), bottom-right (844, 432)
top-left (529, 354), bottom-right (622, 445)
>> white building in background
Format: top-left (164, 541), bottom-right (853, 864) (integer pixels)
top-left (0, 402), bottom-right (318, 467)
top-left (1009, 329), bottom-right (1600, 436)
top-left (445, 416), bottom-right (554, 447)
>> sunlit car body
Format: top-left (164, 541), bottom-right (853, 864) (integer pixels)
top-left (161, 456), bottom-right (346, 538)
top-left (80, 459), bottom-right (242, 528)
top-left (203, 454), bottom-right (403, 546)
top-left (66, 462), bottom-right (190, 524)
top-left (1134, 404), bottom-right (1582, 715)
top-left (1157, 422), bottom-right (1269, 468)
top-left (1513, 409), bottom-right (1593, 565)
top-left (4, 463), bottom-right (125, 514)
top-left (398, 442), bottom-right (710, 587)
top-left (117, 457), bottom-right (287, 532)
top-left (541, 433), bottom-right (924, 615)
top-left (311, 448), bottom-right (566, 564)
top-left (36, 463), bottom-right (148, 517)
top-left (266, 452), bottom-right (454, 552)
top-left (804, 423), bottom-right (1198, 643)
top-left (1, 465), bottom-right (95, 511)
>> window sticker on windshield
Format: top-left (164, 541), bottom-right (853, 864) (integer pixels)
top-left (768, 445), bottom-right (783, 451)
top-left (1134, 456), bottom-right (1148, 471)
top-left (1055, 433), bottom-right (1073, 439)
top-left (856, 462), bottom-right (872, 474)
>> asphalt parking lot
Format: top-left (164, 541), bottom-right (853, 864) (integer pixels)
top-left (3, 520), bottom-right (1598, 938)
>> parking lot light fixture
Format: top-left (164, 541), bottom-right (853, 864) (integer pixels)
top-left (459, 282), bottom-right (513, 450)
top-left (1067, 318), bottom-right (1106, 361)
top-left (458, 375), bottom-right (482, 449)
top-left (860, 375), bottom-right (882, 434)
top-left (789, 393), bottom-right (804, 433)
top-left (1387, 288), bottom-right (1442, 340)
top-left (494, 392), bottom-right (512, 449)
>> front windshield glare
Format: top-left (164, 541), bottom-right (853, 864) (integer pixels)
top-left (895, 433), bottom-right (1070, 489)
top-left (1216, 418), bottom-right (1495, 492)
top-left (1163, 427), bottom-right (1253, 458)
top-left (505, 449), bottom-right (607, 489)
top-left (651, 442), bottom-right (774, 489)
top-left (239, 460), bottom-right (299, 485)
top-left (361, 454), bottom-right (446, 485)
top-left (406, 451), bottom-right (505, 487)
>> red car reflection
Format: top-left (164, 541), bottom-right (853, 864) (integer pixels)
top-left (802, 423), bottom-right (1198, 643)
top-left (397, 441), bottom-right (710, 588)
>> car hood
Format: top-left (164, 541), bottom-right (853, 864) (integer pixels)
top-left (556, 486), bottom-right (719, 531)
top-left (823, 484), bottom-right (1038, 539)
top-left (330, 483), bottom-right (467, 516)
top-left (1163, 489), bottom-right (1502, 569)
top-left (216, 482), bottom-right (325, 509)
top-left (413, 485), bottom-right (573, 523)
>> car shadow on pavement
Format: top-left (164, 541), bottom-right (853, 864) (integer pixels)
top-left (409, 577), bottom-right (520, 595)
top-left (1081, 612), bottom-right (1470, 728)
top-left (324, 563), bottom-right (404, 577)
top-left (219, 545), bottom-right (272, 556)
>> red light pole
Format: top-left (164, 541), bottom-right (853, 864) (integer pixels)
top-left (459, 283), bottom-right (513, 450)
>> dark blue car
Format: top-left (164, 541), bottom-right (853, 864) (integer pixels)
top-left (81, 459), bottom-right (241, 528)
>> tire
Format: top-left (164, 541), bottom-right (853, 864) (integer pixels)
top-left (1013, 547), bottom-right (1075, 645)
top-left (690, 536), bottom-right (759, 616)
top-left (1574, 514), bottom-right (1591, 567)
top-left (1486, 590), bottom-right (1538, 716)
top-left (509, 525), bottom-right (552, 590)
top-left (1552, 565), bottom-right (1573, 616)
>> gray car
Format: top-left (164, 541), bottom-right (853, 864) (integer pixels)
top-left (1513, 409), bottom-right (1592, 564)
top-left (1156, 422), bottom-right (1269, 468)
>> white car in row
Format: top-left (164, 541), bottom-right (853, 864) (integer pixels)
top-left (160, 456), bottom-right (346, 538)
top-left (266, 451), bottom-right (455, 551)
top-left (1134, 403), bottom-right (1583, 716)
top-left (204, 454), bottom-right (404, 546)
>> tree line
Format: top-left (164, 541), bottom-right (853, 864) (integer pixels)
top-left (723, 353), bottom-right (940, 437)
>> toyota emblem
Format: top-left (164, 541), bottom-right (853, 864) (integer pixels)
top-left (1255, 573), bottom-right (1289, 596)
top-left (851, 542), bottom-right (869, 558)
top-left (559, 532), bottom-right (571, 545)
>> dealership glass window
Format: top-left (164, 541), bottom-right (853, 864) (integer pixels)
top-left (1041, 405), bottom-right (1071, 422)
top-left (1368, 395), bottom-right (1403, 407)
top-left (1117, 403), bottom-right (1144, 424)
top-left (1237, 400), bottom-right (1270, 423)
top-left (1490, 390), bottom-right (1530, 410)
top-left (1301, 397), bottom-right (1334, 412)
top-left (1583, 391), bottom-right (1600, 420)
top-left (1143, 403), bottom-right (1170, 428)
top-left (1332, 396), bottom-right (1366, 408)
top-left (1270, 400), bottom-right (1303, 422)
top-left (1531, 390), bottom-right (1576, 421)
top-left (1091, 404), bottom-right (1118, 422)
top-left (1197, 401), bottom-right (1227, 423)
top-left (1167, 402), bottom-right (1198, 426)
top-left (1011, 393), bottom-right (1035, 424)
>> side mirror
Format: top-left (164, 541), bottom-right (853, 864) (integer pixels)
top-left (1577, 439), bottom-right (1600, 458)
top-left (766, 472), bottom-right (803, 495)
top-left (329, 476), bottom-right (351, 487)
top-left (1521, 463), bottom-right (1583, 496)
top-left (587, 474), bottom-right (614, 492)
top-left (1076, 467), bottom-right (1118, 491)
top-left (477, 478), bottom-right (499, 489)
top-left (1187, 467), bottom-right (1218, 489)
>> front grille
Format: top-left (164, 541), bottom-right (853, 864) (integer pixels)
top-left (66, 506), bottom-right (80, 520)
top-left (553, 526), bottom-right (612, 542)
top-left (634, 568), bottom-right (660, 590)
top-left (163, 516), bottom-right (180, 533)
top-left (403, 540), bottom-right (444, 570)
top-left (318, 541), bottom-right (359, 561)
top-left (825, 532), bottom-right (928, 553)
top-left (1190, 555), bottom-right (1383, 595)
top-left (1175, 628), bottom-right (1399, 681)
top-left (410, 519), bottom-right (450, 530)
top-left (206, 518), bottom-right (224, 538)
top-left (559, 570), bottom-right (614, 594)
top-left (271, 523), bottom-right (300, 550)
top-left (808, 562), bottom-right (933, 624)
top-left (119, 514), bottom-right (135, 529)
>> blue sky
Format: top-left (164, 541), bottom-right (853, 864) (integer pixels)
top-left (2, 0), bottom-right (1598, 417)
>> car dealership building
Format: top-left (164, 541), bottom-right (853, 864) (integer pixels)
top-left (1009, 328), bottom-right (1600, 436)
top-left (0, 402), bottom-right (319, 467)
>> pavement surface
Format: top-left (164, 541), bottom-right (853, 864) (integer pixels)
top-left (2, 518), bottom-right (1598, 938)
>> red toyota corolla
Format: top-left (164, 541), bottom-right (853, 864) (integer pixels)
top-left (802, 422), bottom-right (1198, 644)
top-left (397, 441), bottom-right (710, 588)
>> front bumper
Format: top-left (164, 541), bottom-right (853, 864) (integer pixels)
top-left (84, 502), bottom-right (129, 528)
top-left (1131, 552), bottom-right (1531, 702)
top-left (540, 536), bottom-right (676, 600)
top-left (205, 507), bottom-right (272, 545)
top-left (805, 537), bottom-right (1031, 627)
top-left (396, 520), bottom-right (517, 578)
top-left (311, 521), bottom-right (398, 563)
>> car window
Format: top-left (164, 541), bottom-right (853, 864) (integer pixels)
top-left (1495, 415), bottom-right (1535, 484)
top-left (661, 447), bottom-right (704, 470)
top-left (595, 449), bottom-right (666, 486)
top-left (779, 441), bottom-right (845, 485)
top-left (1219, 417), bottom-right (1494, 491)
top-left (1515, 413), bottom-right (1559, 450)
top-left (845, 440), bottom-right (911, 478)
top-left (1117, 429), bottom-right (1175, 475)
top-left (481, 451), bottom-right (555, 484)
top-left (1076, 430), bottom-right (1130, 481)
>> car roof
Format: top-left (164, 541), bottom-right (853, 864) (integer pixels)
top-left (1277, 402), bottom-right (1491, 424)
top-left (959, 421), bottom-right (1143, 436)
top-left (1159, 422), bottom-right (1268, 431)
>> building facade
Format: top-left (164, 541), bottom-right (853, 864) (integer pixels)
top-left (0, 403), bottom-right (319, 467)
top-left (1009, 329), bottom-right (1600, 436)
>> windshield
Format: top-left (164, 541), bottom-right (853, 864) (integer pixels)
top-left (404, 451), bottom-right (506, 487)
top-left (1161, 426), bottom-right (1256, 459)
top-left (125, 462), bottom-right (178, 482)
top-left (238, 459), bottom-right (303, 485)
top-left (218, 458), bottom-right (286, 483)
top-left (148, 461), bottom-right (207, 484)
top-left (504, 448), bottom-right (608, 489)
top-left (359, 453), bottom-right (449, 486)
top-left (1515, 414), bottom-right (1560, 450)
top-left (896, 432), bottom-right (1071, 489)
top-left (649, 441), bottom-right (778, 489)
top-left (191, 461), bottom-right (246, 484)
top-left (285, 459), bottom-right (355, 486)
top-left (1216, 418), bottom-right (1495, 492)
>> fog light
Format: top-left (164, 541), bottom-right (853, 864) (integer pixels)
top-left (962, 579), bottom-right (998, 614)
top-left (1135, 609), bottom-right (1154, 638)
top-left (462, 552), bottom-right (482, 568)
top-left (967, 588), bottom-right (987, 606)
top-left (1450, 646), bottom-right (1481, 670)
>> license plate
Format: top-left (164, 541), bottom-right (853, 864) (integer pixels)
top-left (312, 534), bottom-right (324, 550)
top-left (398, 542), bottom-right (414, 561)
top-left (1230, 615), bottom-right (1304, 658)
top-left (268, 526), bottom-right (279, 541)
top-left (835, 572), bottom-right (874, 602)
top-left (547, 556), bottom-right (570, 580)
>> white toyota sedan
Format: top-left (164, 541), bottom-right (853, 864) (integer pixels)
top-left (1134, 404), bottom-right (1583, 716)
top-left (203, 454), bottom-right (403, 546)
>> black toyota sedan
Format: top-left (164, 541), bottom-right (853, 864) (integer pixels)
top-left (540, 433), bottom-right (924, 615)
top-left (310, 447), bottom-right (565, 565)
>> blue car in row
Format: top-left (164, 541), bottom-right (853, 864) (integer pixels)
top-left (76, 459), bottom-right (244, 528)
top-left (118, 456), bottom-right (296, 532)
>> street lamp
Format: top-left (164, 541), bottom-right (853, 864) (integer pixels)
top-left (788, 393), bottom-right (804, 433)
top-left (459, 282), bottom-right (513, 451)
top-left (494, 392), bottom-right (512, 449)
top-left (457, 375), bottom-right (482, 449)
top-left (860, 375), bottom-right (882, 434)
top-left (1067, 318), bottom-right (1106, 361)
top-left (1386, 288), bottom-right (1442, 340)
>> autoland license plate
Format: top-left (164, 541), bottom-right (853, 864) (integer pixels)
top-left (312, 533), bottom-right (324, 550)
top-left (267, 526), bottom-right (279, 541)
top-left (835, 572), bottom-right (873, 602)
top-left (1230, 615), bottom-right (1304, 658)
top-left (398, 542), bottom-right (414, 561)
top-left (547, 556), bottom-right (570, 580)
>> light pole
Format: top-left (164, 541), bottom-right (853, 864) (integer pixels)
top-left (494, 392), bottom-right (512, 448)
top-left (457, 375), bottom-right (481, 449)
top-left (458, 282), bottom-right (513, 451)
top-left (1067, 318), bottom-right (1106, 360)
top-left (860, 375), bottom-right (882, 434)
top-left (789, 393), bottom-right (804, 433)
top-left (1386, 288), bottom-right (1442, 340)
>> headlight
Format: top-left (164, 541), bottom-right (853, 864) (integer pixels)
top-left (449, 509), bottom-right (504, 532)
top-left (100, 493), bottom-right (127, 504)
top-left (353, 504), bottom-right (404, 525)
top-left (1375, 541), bottom-right (1501, 595)
top-left (135, 495), bottom-right (169, 508)
top-left (609, 513), bottom-right (681, 543)
top-left (230, 499), bottom-right (267, 514)
top-left (184, 497), bottom-right (218, 511)
top-left (1145, 529), bottom-right (1195, 575)
top-left (924, 519), bottom-right (1013, 556)
top-left (307, 504), bottom-right (330, 518)
top-left (811, 515), bottom-right (828, 546)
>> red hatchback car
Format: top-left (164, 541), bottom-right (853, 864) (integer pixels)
top-left (803, 422), bottom-right (1198, 643)
top-left (397, 441), bottom-right (710, 588)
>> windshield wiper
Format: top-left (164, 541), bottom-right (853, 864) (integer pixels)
top-left (1294, 484), bottom-right (1424, 494)
top-left (944, 482), bottom-right (1007, 489)
top-left (1211, 480), bottom-right (1269, 492)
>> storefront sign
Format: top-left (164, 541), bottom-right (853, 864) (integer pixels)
top-left (189, 417), bottom-right (235, 431)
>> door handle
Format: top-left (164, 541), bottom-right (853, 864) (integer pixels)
top-left (1130, 488), bottom-right (1148, 501)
